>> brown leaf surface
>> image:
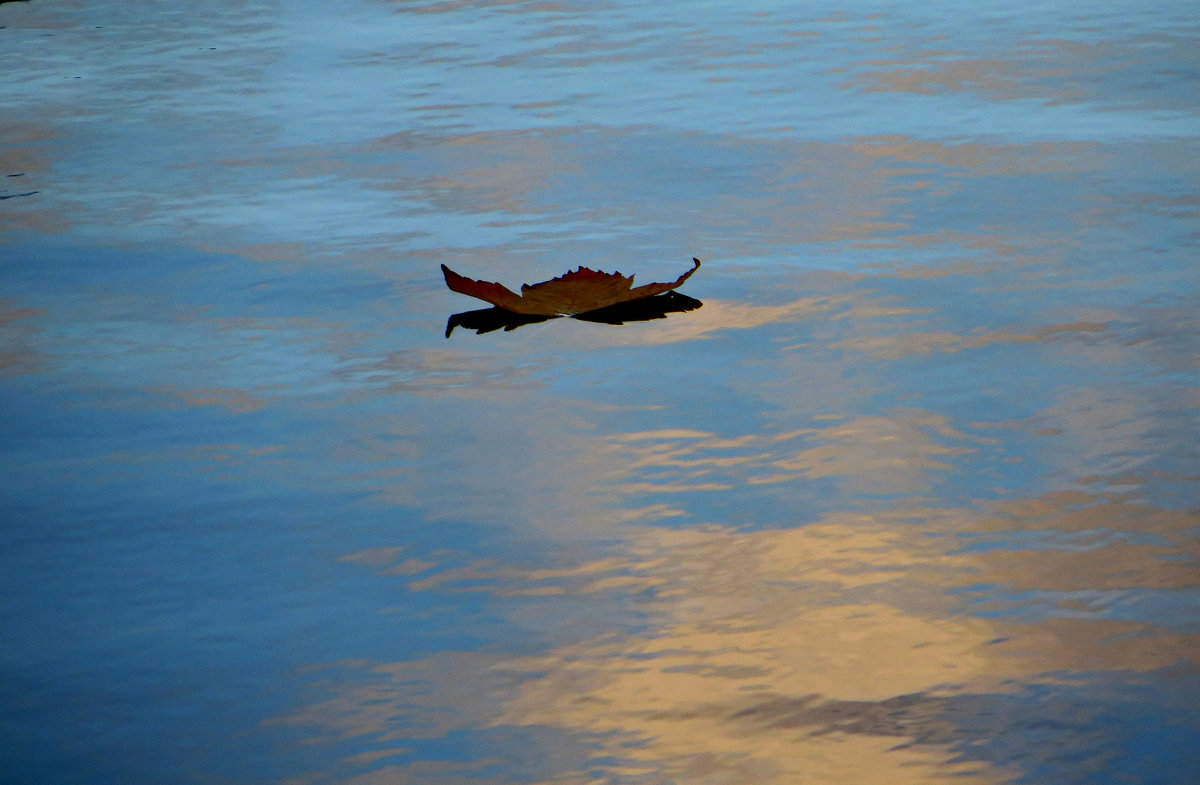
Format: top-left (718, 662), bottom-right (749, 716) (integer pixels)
top-left (442, 258), bottom-right (701, 316)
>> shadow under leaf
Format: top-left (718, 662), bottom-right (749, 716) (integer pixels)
top-left (446, 291), bottom-right (703, 337)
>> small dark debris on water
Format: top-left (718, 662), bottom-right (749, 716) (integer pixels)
top-left (0, 191), bottom-right (39, 200)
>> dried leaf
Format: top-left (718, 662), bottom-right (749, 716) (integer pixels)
top-left (441, 258), bottom-right (701, 316)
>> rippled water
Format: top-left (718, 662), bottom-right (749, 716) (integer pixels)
top-left (2, 1), bottom-right (1198, 783)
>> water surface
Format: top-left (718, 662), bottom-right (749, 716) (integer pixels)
top-left (2, 1), bottom-right (1198, 783)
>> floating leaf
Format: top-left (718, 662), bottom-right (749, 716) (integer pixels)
top-left (441, 257), bottom-right (701, 316)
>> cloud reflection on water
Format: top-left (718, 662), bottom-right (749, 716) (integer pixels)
top-left (287, 486), bottom-right (1197, 784)
top-left (3, 0), bottom-right (1198, 783)
top-left (274, 293), bottom-right (1196, 782)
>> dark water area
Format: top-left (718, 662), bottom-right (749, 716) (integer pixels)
top-left (2, 1), bottom-right (1198, 783)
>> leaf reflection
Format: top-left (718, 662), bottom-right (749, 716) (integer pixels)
top-left (446, 291), bottom-right (703, 337)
